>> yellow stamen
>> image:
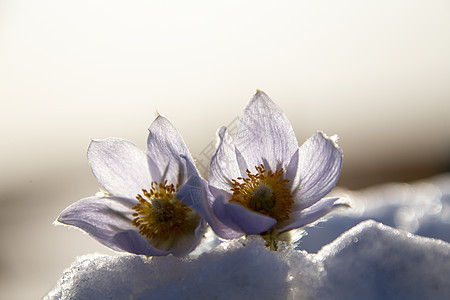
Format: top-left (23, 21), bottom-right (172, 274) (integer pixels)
top-left (132, 181), bottom-right (191, 241)
top-left (229, 165), bottom-right (294, 222)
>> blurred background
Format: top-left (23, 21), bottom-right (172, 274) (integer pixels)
top-left (1, 0), bottom-right (449, 298)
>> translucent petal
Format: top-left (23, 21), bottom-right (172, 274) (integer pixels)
top-left (277, 197), bottom-right (348, 232)
top-left (147, 115), bottom-right (195, 185)
top-left (235, 147), bottom-right (249, 177)
top-left (87, 138), bottom-right (152, 199)
top-left (209, 127), bottom-right (242, 191)
top-left (235, 91), bottom-right (298, 172)
top-left (285, 149), bottom-right (299, 189)
top-left (57, 196), bottom-right (141, 253)
top-left (294, 132), bottom-right (343, 209)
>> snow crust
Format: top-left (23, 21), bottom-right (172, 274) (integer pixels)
top-left (46, 220), bottom-right (450, 300)
top-left (298, 173), bottom-right (450, 253)
top-left (45, 174), bottom-right (450, 299)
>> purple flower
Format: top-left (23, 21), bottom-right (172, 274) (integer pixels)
top-left (57, 116), bottom-right (206, 257)
top-left (207, 91), bottom-right (349, 239)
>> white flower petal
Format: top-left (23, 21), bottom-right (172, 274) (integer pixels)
top-left (235, 91), bottom-right (298, 172)
top-left (147, 115), bottom-right (195, 185)
top-left (277, 197), bottom-right (348, 232)
top-left (209, 127), bottom-right (242, 191)
top-left (235, 147), bottom-right (249, 177)
top-left (57, 196), bottom-right (138, 252)
top-left (88, 138), bottom-right (152, 199)
top-left (285, 149), bottom-right (299, 189)
top-left (294, 131), bottom-right (343, 210)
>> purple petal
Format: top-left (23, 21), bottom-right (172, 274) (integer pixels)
top-left (277, 197), bottom-right (349, 232)
top-left (147, 115), bottom-right (195, 185)
top-left (142, 157), bottom-right (208, 255)
top-left (209, 127), bottom-right (242, 192)
top-left (235, 91), bottom-right (299, 172)
top-left (177, 175), bottom-right (242, 239)
top-left (169, 218), bottom-right (205, 257)
top-left (57, 196), bottom-right (141, 253)
top-left (112, 230), bottom-right (172, 256)
top-left (235, 147), bottom-right (249, 177)
top-left (293, 131), bottom-right (343, 210)
top-left (129, 208), bottom-right (204, 257)
top-left (58, 196), bottom-right (196, 256)
top-left (87, 138), bottom-right (152, 199)
top-left (285, 149), bottom-right (299, 188)
top-left (212, 192), bottom-right (277, 235)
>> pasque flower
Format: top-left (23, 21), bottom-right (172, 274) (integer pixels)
top-left (57, 116), bottom-right (207, 257)
top-left (207, 91), bottom-right (348, 240)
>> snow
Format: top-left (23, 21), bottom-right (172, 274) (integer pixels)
top-left (45, 174), bottom-right (450, 299)
top-left (45, 237), bottom-right (289, 300)
top-left (297, 173), bottom-right (450, 253)
top-left (45, 220), bottom-right (450, 299)
top-left (290, 220), bottom-right (450, 299)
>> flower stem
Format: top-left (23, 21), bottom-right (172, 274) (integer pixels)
top-left (261, 227), bottom-right (279, 251)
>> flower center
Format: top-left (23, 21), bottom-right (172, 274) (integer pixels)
top-left (229, 165), bottom-right (294, 222)
top-left (250, 184), bottom-right (275, 212)
top-left (132, 181), bottom-right (191, 241)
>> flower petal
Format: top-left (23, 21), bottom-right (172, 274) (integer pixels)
top-left (177, 175), bottom-right (242, 239)
top-left (285, 149), bottom-right (299, 189)
top-left (169, 218), bottom-right (205, 257)
top-left (235, 147), bottom-right (249, 177)
top-left (277, 197), bottom-right (349, 232)
top-left (58, 196), bottom-right (174, 256)
top-left (112, 230), bottom-right (172, 256)
top-left (57, 196), bottom-right (138, 252)
top-left (147, 115), bottom-right (195, 185)
top-left (294, 131), bottom-right (343, 209)
top-left (209, 127), bottom-right (242, 192)
top-left (87, 138), bottom-right (152, 199)
top-left (212, 192), bottom-right (277, 235)
top-left (235, 91), bottom-right (298, 172)
top-left (133, 209), bottom-right (203, 257)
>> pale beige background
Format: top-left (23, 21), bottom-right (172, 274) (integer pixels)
top-left (1, 0), bottom-right (449, 299)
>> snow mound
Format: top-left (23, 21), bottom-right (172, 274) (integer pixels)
top-left (46, 220), bottom-right (450, 299)
top-left (45, 237), bottom-right (289, 300)
top-left (298, 173), bottom-right (450, 252)
top-left (288, 220), bottom-right (450, 299)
